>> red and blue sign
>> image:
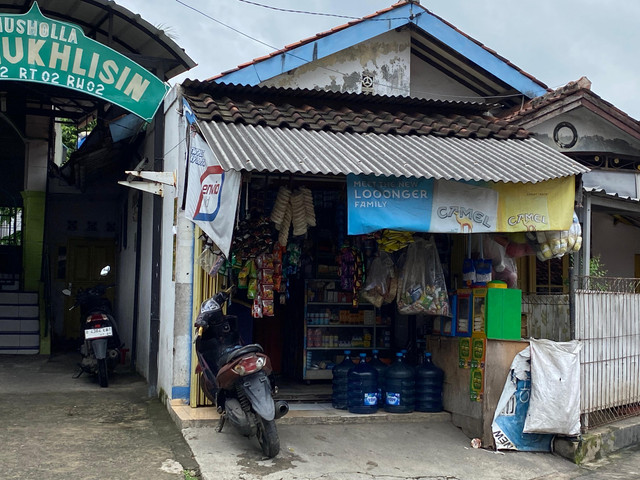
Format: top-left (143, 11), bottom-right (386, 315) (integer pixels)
top-left (193, 166), bottom-right (225, 222)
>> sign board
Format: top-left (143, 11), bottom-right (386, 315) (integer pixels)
top-left (0, 3), bottom-right (169, 122)
top-left (347, 174), bottom-right (575, 235)
top-left (184, 131), bottom-right (241, 258)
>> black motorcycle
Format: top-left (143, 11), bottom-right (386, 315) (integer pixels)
top-left (63, 266), bottom-right (122, 388)
top-left (194, 288), bottom-right (288, 458)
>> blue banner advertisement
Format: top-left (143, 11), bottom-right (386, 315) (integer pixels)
top-left (347, 174), bottom-right (434, 234)
top-left (347, 174), bottom-right (575, 235)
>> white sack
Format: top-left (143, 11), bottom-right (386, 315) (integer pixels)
top-left (523, 338), bottom-right (582, 435)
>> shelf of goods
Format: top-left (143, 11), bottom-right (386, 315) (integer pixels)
top-left (303, 279), bottom-right (391, 381)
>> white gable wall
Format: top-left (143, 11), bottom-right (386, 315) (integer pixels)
top-left (259, 29), bottom-right (487, 102)
top-left (409, 56), bottom-right (486, 102)
top-left (523, 108), bottom-right (640, 157)
top-left (261, 30), bottom-right (411, 96)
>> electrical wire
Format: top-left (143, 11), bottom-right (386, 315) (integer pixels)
top-left (175, 0), bottom-right (280, 53)
top-left (234, 0), bottom-right (410, 21)
top-left (173, 0), bottom-right (535, 103)
top-left (235, 0), bottom-right (360, 19)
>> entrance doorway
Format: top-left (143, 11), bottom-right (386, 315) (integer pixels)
top-left (62, 238), bottom-right (116, 343)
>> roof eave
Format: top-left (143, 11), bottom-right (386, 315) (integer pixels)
top-left (213, 3), bottom-right (547, 99)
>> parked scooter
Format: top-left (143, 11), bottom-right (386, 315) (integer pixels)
top-left (63, 266), bottom-right (122, 388)
top-left (194, 288), bottom-right (288, 458)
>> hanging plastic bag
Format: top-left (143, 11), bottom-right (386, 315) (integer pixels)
top-left (396, 237), bottom-right (450, 316)
top-left (483, 235), bottom-right (518, 288)
top-left (362, 251), bottom-right (396, 308)
top-left (198, 247), bottom-right (226, 277)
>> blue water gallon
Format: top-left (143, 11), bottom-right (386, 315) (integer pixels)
top-left (384, 352), bottom-right (415, 413)
top-left (331, 350), bottom-right (354, 410)
top-left (347, 353), bottom-right (379, 414)
top-left (415, 352), bottom-right (444, 412)
top-left (368, 349), bottom-right (388, 404)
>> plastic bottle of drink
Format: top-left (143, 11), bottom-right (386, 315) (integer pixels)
top-left (347, 352), bottom-right (378, 414)
top-left (368, 349), bottom-right (387, 405)
top-left (384, 352), bottom-right (415, 413)
top-left (331, 350), bottom-right (353, 410)
top-left (415, 352), bottom-right (444, 412)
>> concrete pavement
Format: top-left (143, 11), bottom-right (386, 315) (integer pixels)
top-left (0, 353), bottom-right (198, 480)
top-left (173, 402), bottom-right (585, 480)
top-left (4, 352), bottom-right (640, 480)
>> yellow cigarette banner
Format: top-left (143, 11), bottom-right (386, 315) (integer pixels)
top-left (493, 176), bottom-right (575, 232)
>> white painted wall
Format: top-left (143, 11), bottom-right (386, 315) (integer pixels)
top-left (260, 28), bottom-right (487, 103)
top-left (591, 210), bottom-right (640, 278)
top-left (525, 108), bottom-right (640, 157)
top-left (262, 30), bottom-right (411, 96)
top-left (409, 55), bottom-right (485, 102)
top-left (157, 86), bottom-right (194, 402)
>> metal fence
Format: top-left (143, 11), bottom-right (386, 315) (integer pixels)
top-left (575, 276), bottom-right (640, 431)
top-left (521, 293), bottom-right (570, 342)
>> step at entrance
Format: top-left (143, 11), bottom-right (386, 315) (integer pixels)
top-left (0, 292), bottom-right (39, 354)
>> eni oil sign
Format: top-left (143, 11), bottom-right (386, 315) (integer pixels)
top-left (0, 3), bottom-right (169, 122)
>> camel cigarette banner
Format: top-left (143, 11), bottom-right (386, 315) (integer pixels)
top-left (184, 132), bottom-right (241, 258)
top-left (346, 174), bottom-right (434, 234)
top-left (347, 174), bottom-right (575, 235)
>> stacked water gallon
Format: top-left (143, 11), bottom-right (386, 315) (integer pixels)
top-left (347, 353), bottom-right (379, 414)
top-left (415, 352), bottom-right (444, 412)
top-left (384, 352), bottom-right (415, 413)
top-left (368, 349), bottom-right (387, 406)
top-left (331, 350), bottom-right (353, 410)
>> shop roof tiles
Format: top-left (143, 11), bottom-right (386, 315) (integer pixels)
top-left (182, 81), bottom-right (589, 183)
top-left (501, 77), bottom-right (640, 140)
top-left (184, 81), bottom-right (527, 140)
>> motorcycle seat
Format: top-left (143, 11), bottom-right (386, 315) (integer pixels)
top-left (222, 344), bottom-right (264, 364)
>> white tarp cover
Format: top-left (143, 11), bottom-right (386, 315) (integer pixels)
top-left (524, 338), bottom-right (582, 436)
top-left (492, 347), bottom-right (554, 451)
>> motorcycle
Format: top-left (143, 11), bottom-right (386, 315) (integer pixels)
top-left (194, 288), bottom-right (289, 458)
top-left (63, 265), bottom-right (122, 388)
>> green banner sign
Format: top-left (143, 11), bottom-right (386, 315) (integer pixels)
top-left (0, 3), bottom-right (169, 122)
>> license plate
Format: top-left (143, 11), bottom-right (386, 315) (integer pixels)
top-left (85, 326), bottom-right (113, 339)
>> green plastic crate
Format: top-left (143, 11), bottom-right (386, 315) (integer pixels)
top-left (485, 288), bottom-right (522, 340)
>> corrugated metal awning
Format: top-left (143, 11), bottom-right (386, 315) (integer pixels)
top-left (584, 186), bottom-right (640, 214)
top-left (198, 121), bottom-right (589, 183)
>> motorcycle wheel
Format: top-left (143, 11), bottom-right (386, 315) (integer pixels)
top-left (97, 358), bottom-right (109, 388)
top-left (256, 417), bottom-right (280, 458)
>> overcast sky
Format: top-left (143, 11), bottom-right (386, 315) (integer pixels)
top-left (117, 0), bottom-right (640, 120)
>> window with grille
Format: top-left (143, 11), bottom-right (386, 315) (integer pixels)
top-left (0, 207), bottom-right (22, 246)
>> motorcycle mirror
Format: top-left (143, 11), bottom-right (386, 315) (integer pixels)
top-left (62, 289), bottom-right (71, 296)
top-left (100, 266), bottom-right (111, 277)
